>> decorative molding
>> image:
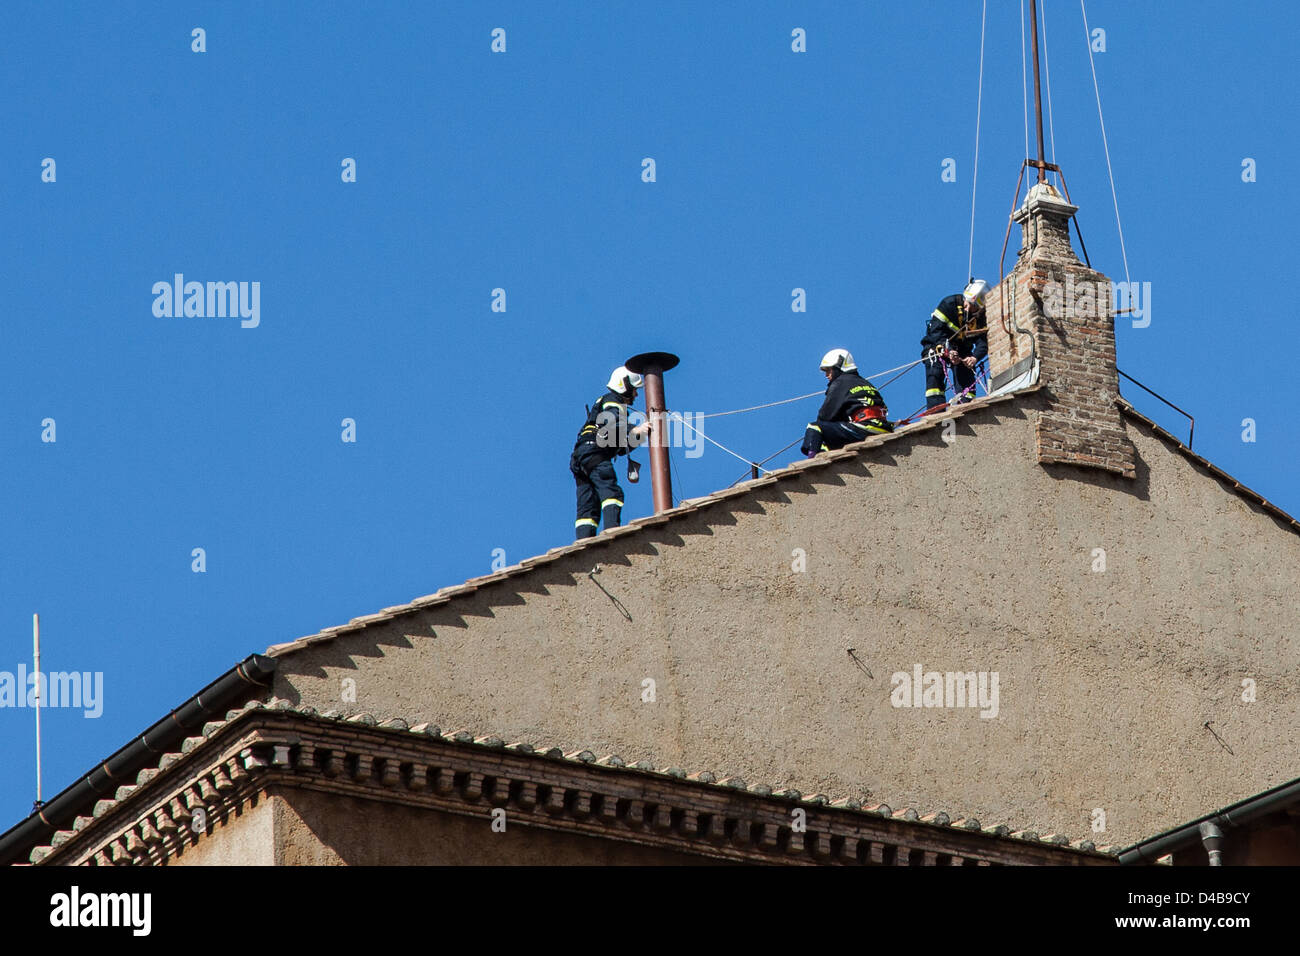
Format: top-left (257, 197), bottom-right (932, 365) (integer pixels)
top-left (30, 704), bottom-right (1114, 867)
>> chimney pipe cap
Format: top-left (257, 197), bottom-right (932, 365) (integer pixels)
top-left (625, 351), bottom-right (680, 375)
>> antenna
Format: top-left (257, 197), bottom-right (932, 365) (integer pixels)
top-left (1028, 0), bottom-right (1047, 183)
top-left (33, 613), bottom-right (44, 812)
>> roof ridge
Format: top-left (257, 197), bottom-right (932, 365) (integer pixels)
top-left (1117, 400), bottom-right (1300, 533)
top-left (266, 389), bottom-right (1031, 658)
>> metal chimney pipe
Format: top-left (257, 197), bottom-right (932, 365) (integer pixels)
top-left (624, 351), bottom-right (679, 514)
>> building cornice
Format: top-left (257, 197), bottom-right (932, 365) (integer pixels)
top-left (30, 701), bottom-right (1114, 867)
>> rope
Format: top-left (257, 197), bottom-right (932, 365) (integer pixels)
top-left (877, 356), bottom-right (925, 390)
top-left (729, 437), bottom-right (804, 486)
top-left (701, 353), bottom-right (974, 484)
top-left (661, 356), bottom-right (930, 482)
top-left (699, 391), bottom-right (824, 419)
top-left (1041, 0), bottom-right (1058, 178)
top-left (667, 443), bottom-right (684, 506)
top-left (895, 360), bottom-right (987, 427)
top-left (1020, 0), bottom-right (1029, 161)
top-left (861, 357), bottom-right (926, 385)
top-left (755, 437), bottom-right (804, 468)
top-left (696, 358), bottom-right (924, 420)
top-left (967, 0), bottom-right (987, 282)
top-left (1081, 0), bottom-right (1131, 287)
top-left (667, 412), bottom-right (773, 475)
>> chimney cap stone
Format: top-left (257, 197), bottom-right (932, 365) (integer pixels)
top-left (1016, 180), bottom-right (1077, 221)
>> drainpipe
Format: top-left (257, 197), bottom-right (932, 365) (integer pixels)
top-left (1199, 821), bottom-right (1225, 866)
top-left (1117, 776), bottom-right (1300, 865)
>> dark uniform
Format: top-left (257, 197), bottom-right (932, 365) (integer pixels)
top-left (801, 370), bottom-right (893, 455)
top-left (921, 293), bottom-right (988, 410)
top-left (571, 390), bottom-right (639, 538)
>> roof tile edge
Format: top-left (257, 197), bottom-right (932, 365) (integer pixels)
top-left (265, 388), bottom-right (1037, 660)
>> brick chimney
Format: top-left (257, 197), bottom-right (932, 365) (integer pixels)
top-left (984, 182), bottom-right (1136, 478)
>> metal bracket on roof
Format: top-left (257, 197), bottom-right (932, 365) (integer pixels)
top-left (846, 648), bottom-right (873, 680)
top-left (1203, 721), bottom-right (1234, 755)
top-left (988, 356), bottom-right (1040, 397)
top-left (587, 567), bottom-right (632, 622)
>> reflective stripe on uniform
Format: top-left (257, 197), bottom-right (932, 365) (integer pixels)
top-left (601, 402), bottom-right (623, 410)
top-left (932, 308), bottom-right (960, 335)
top-left (807, 424), bottom-right (822, 432)
top-left (575, 518), bottom-right (598, 528)
top-left (601, 498), bottom-right (623, 509)
top-left (926, 388), bottom-right (945, 397)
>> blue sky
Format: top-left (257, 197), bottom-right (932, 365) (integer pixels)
top-left (2, 1), bottom-right (1295, 827)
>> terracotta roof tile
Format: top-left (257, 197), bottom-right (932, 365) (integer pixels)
top-left (626, 514), bottom-right (671, 528)
top-left (347, 612), bottom-right (394, 627)
top-left (1118, 401), bottom-right (1300, 533)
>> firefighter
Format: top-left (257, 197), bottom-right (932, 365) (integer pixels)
top-left (921, 279), bottom-right (990, 412)
top-left (800, 349), bottom-right (893, 456)
top-left (571, 366), bottom-right (653, 539)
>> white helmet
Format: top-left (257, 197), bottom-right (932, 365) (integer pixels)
top-left (963, 279), bottom-right (990, 308)
top-left (607, 365), bottom-right (644, 395)
top-left (819, 348), bottom-right (857, 373)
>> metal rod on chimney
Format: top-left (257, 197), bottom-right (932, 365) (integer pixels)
top-left (624, 351), bottom-right (680, 514)
top-left (1029, 0), bottom-right (1047, 183)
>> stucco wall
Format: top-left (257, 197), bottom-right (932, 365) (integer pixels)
top-left (272, 396), bottom-right (1300, 847)
top-left (170, 792), bottom-right (276, 866)
top-left (272, 788), bottom-right (729, 865)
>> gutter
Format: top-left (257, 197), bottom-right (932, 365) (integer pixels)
top-left (1117, 776), bottom-right (1300, 865)
top-left (0, 653), bottom-right (276, 866)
